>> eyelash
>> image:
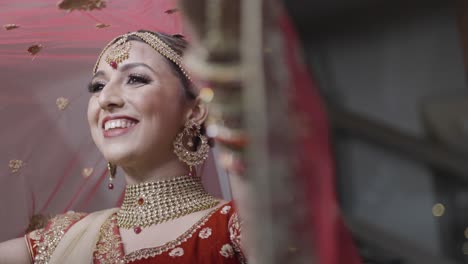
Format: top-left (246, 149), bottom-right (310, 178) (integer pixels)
top-left (127, 73), bottom-right (151, 85)
top-left (87, 74), bottom-right (152, 93)
top-left (88, 82), bottom-right (105, 93)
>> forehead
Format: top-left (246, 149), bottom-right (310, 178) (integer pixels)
top-left (96, 40), bottom-right (169, 73)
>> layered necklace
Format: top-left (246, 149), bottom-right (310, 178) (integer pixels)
top-left (117, 175), bottom-right (220, 234)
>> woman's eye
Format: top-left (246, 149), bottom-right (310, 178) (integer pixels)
top-left (127, 74), bottom-right (151, 85)
top-left (88, 82), bottom-right (105, 93)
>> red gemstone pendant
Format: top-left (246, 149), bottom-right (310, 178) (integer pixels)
top-left (137, 198), bottom-right (144, 205)
top-left (108, 183), bottom-right (114, 190)
top-left (110, 61), bottom-right (118, 69)
top-left (134, 226), bottom-right (142, 234)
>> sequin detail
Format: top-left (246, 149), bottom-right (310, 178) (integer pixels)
top-left (28, 211), bottom-right (87, 264)
top-left (198, 227), bottom-right (212, 239)
top-left (229, 212), bottom-right (246, 263)
top-left (221, 205), bottom-right (231, 215)
top-left (122, 208), bottom-right (218, 262)
top-left (220, 244), bottom-right (234, 258)
top-left (168, 247), bottom-right (184, 257)
top-left (94, 215), bottom-right (124, 264)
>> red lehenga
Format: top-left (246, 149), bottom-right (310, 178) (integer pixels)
top-left (25, 201), bottom-right (245, 263)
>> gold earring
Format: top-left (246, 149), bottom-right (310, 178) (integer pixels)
top-left (173, 120), bottom-right (210, 174)
top-left (107, 162), bottom-right (116, 190)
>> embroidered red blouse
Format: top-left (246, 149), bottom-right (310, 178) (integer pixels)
top-left (25, 201), bottom-right (245, 263)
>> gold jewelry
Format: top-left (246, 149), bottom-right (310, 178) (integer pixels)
top-left (93, 31), bottom-right (191, 81)
top-left (173, 120), bottom-right (210, 170)
top-left (105, 37), bottom-right (131, 69)
top-left (107, 162), bottom-right (116, 190)
top-left (117, 175), bottom-right (219, 234)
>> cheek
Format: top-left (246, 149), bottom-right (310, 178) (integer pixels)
top-left (136, 90), bottom-right (185, 134)
top-left (138, 88), bottom-right (182, 119)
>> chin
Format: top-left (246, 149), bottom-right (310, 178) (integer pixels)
top-left (100, 145), bottom-right (138, 166)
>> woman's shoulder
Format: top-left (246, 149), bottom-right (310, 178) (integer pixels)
top-left (24, 208), bottom-right (116, 262)
top-left (191, 200), bottom-right (245, 263)
top-left (208, 200), bottom-right (237, 223)
top-left (204, 200), bottom-right (242, 246)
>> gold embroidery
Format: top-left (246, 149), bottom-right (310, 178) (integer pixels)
top-left (94, 215), bottom-right (124, 264)
top-left (96, 23), bottom-right (111, 29)
top-left (57, 0), bottom-right (107, 12)
top-left (229, 212), bottom-right (247, 264)
top-left (9, 159), bottom-right (24, 173)
top-left (3, 24), bottom-right (19, 30)
top-left (168, 247), bottom-right (184, 257)
top-left (56, 97), bottom-right (69, 111)
top-left (220, 205), bottom-right (231, 215)
top-left (198, 227), bottom-right (212, 239)
top-left (122, 207), bottom-right (219, 263)
top-left (27, 44), bottom-right (43, 56)
top-left (32, 211), bottom-right (86, 264)
top-left (82, 167), bottom-right (94, 178)
top-left (220, 244), bottom-right (234, 258)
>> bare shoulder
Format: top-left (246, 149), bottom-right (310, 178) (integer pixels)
top-left (0, 237), bottom-right (31, 264)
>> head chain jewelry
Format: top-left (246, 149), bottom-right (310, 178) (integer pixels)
top-left (93, 31), bottom-right (191, 81)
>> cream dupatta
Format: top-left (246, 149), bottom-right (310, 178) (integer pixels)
top-left (48, 208), bottom-right (118, 264)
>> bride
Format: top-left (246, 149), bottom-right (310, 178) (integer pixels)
top-left (0, 30), bottom-right (245, 264)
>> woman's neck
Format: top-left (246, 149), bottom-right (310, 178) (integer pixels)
top-left (121, 158), bottom-right (191, 185)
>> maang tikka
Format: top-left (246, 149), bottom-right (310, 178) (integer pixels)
top-left (107, 162), bottom-right (116, 190)
top-left (105, 37), bottom-right (131, 70)
top-left (93, 31), bottom-right (191, 82)
top-left (173, 120), bottom-right (210, 175)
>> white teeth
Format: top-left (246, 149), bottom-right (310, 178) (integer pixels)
top-left (104, 119), bottom-right (137, 131)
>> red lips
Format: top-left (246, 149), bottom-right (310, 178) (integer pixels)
top-left (101, 115), bottom-right (139, 138)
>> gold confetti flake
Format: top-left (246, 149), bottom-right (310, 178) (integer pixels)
top-left (164, 8), bottom-right (179, 14)
top-left (57, 0), bottom-right (107, 12)
top-left (82, 168), bottom-right (94, 178)
top-left (56, 97), bottom-right (69, 110)
top-left (3, 24), bottom-right (19, 30)
top-left (432, 203), bottom-right (445, 217)
top-left (27, 44), bottom-right (43, 56)
top-left (96, 23), bottom-right (110, 29)
top-left (9, 160), bottom-right (24, 173)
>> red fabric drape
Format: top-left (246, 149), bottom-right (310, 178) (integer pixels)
top-left (280, 11), bottom-right (362, 264)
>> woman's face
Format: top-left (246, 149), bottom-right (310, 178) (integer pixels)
top-left (87, 40), bottom-right (188, 167)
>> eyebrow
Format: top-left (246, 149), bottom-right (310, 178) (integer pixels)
top-left (120, 63), bottom-right (157, 75)
top-left (92, 70), bottom-right (105, 80)
top-left (91, 63), bottom-right (157, 80)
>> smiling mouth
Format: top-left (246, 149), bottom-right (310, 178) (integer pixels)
top-left (102, 118), bottom-right (139, 138)
top-left (103, 119), bottom-right (138, 131)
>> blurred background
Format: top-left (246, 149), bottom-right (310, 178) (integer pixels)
top-left (285, 0), bottom-right (468, 263)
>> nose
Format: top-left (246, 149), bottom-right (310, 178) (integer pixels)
top-left (98, 81), bottom-right (124, 111)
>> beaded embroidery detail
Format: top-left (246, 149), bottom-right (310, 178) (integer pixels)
top-left (94, 215), bottom-right (125, 264)
top-left (229, 212), bottom-right (247, 264)
top-left (29, 211), bottom-right (87, 264)
top-left (93, 207), bottom-right (219, 263)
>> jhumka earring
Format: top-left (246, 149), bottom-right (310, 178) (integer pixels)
top-left (173, 120), bottom-right (210, 175)
top-left (107, 162), bottom-right (116, 190)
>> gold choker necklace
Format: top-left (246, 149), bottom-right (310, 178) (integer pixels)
top-left (117, 175), bottom-right (219, 234)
